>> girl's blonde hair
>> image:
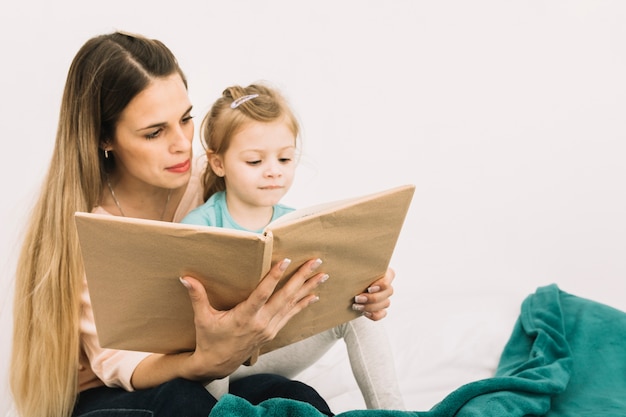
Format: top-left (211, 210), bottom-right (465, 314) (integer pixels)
top-left (10, 31), bottom-right (186, 417)
top-left (200, 83), bottom-right (300, 201)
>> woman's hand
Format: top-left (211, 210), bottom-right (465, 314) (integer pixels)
top-left (178, 258), bottom-right (328, 381)
top-left (352, 267), bottom-right (395, 321)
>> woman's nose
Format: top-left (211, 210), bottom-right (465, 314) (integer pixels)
top-left (170, 125), bottom-right (193, 153)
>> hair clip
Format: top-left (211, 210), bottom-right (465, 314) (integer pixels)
top-left (230, 94), bottom-right (259, 109)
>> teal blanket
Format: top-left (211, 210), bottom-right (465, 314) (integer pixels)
top-left (209, 284), bottom-right (626, 417)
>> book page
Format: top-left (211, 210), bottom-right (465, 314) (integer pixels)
top-left (75, 212), bottom-right (272, 353)
top-left (261, 184), bottom-right (416, 352)
top-left (266, 185), bottom-right (411, 230)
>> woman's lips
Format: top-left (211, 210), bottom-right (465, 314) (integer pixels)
top-left (166, 159), bottom-right (191, 173)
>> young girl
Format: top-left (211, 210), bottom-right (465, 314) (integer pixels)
top-left (181, 83), bottom-right (405, 410)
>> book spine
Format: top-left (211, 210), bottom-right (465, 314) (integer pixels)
top-left (260, 231), bottom-right (274, 279)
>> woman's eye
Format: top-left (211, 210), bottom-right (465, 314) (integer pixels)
top-left (145, 129), bottom-right (162, 140)
top-left (182, 115), bottom-right (194, 123)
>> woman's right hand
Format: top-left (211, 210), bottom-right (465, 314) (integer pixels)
top-left (179, 257), bottom-right (328, 381)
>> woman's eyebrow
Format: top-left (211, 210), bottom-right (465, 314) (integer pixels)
top-left (136, 121), bottom-right (166, 132)
top-left (182, 105), bottom-right (193, 117)
top-left (136, 106), bottom-right (194, 132)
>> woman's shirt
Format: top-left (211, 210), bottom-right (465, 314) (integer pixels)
top-left (78, 158), bottom-right (204, 392)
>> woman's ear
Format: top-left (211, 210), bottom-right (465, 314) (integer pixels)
top-left (101, 141), bottom-right (113, 159)
top-left (101, 140), bottom-right (113, 153)
top-left (207, 151), bottom-right (225, 177)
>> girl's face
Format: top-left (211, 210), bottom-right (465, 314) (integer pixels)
top-left (210, 119), bottom-right (297, 210)
top-left (110, 73), bottom-right (194, 191)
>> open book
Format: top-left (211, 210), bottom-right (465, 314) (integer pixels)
top-left (74, 184), bottom-right (415, 356)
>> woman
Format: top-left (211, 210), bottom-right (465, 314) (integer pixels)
top-left (10, 31), bottom-right (395, 417)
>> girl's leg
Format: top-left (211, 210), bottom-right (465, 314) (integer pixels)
top-left (230, 330), bottom-right (339, 380)
top-left (338, 317), bottom-right (405, 409)
top-left (73, 378), bottom-right (217, 417)
top-left (229, 373), bottom-right (334, 416)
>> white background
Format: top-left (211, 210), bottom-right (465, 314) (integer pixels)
top-left (1, 1), bottom-right (626, 415)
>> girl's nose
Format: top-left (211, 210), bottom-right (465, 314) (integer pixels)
top-left (264, 161), bottom-right (282, 177)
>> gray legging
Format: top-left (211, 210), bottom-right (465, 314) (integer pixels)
top-left (207, 316), bottom-right (405, 410)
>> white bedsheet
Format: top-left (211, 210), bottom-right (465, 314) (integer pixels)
top-left (298, 279), bottom-right (626, 413)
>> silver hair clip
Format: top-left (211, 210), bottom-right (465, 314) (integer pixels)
top-left (230, 94), bottom-right (259, 109)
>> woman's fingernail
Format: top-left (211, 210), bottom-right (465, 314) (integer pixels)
top-left (354, 295), bottom-right (368, 303)
top-left (362, 311), bottom-right (373, 318)
top-left (367, 286), bottom-right (381, 293)
top-left (179, 277), bottom-right (191, 289)
top-left (352, 303), bottom-right (364, 311)
top-left (310, 296), bottom-right (320, 305)
top-left (311, 258), bottom-right (323, 271)
top-left (280, 258), bottom-right (292, 271)
top-left (320, 274), bottom-right (330, 283)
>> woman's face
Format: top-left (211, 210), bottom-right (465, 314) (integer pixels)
top-left (110, 73), bottom-right (194, 191)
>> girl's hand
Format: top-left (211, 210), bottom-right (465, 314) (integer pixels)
top-left (352, 267), bottom-right (395, 321)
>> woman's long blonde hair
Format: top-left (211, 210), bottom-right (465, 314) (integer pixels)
top-left (200, 83), bottom-right (300, 201)
top-left (10, 32), bottom-right (186, 417)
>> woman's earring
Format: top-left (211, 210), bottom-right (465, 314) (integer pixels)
top-left (104, 150), bottom-right (109, 159)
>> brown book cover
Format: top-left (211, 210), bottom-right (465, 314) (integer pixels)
top-left (74, 184), bottom-right (415, 355)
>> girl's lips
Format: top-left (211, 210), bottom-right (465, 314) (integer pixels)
top-left (166, 159), bottom-right (191, 173)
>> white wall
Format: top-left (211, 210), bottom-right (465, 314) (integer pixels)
top-left (2, 1), bottom-right (626, 415)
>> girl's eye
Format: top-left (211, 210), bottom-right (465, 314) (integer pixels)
top-left (246, 160), bottom-right (262, 166)
top-left (279, 158), bottom-right (292, 163)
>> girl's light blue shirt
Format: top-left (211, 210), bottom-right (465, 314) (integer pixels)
top-left (180, 190), bottom-right (295, 233)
